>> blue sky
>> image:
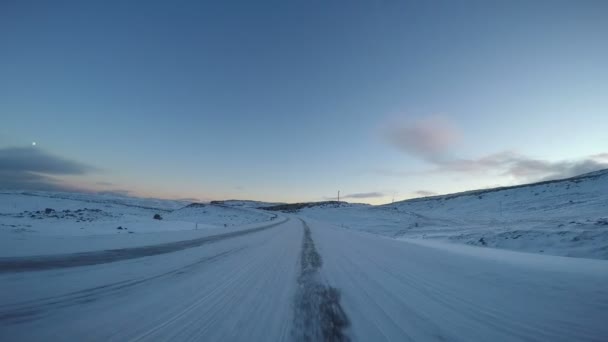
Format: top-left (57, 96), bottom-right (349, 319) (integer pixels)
top-left (1, 1), bottom-right (607, 204)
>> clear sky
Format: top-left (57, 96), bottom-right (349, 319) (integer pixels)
top-left (1, 1), bottom-right (607, 204)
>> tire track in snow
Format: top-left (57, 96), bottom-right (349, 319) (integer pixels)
top-left (293, 219), bottom-right (350, 341)
top-left (0, 218), bottom-right (288, 273)
top-left (0, 247), bottom-right (246, 325)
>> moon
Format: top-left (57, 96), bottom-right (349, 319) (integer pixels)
top-left (32, 142), bottom-right (36, 146)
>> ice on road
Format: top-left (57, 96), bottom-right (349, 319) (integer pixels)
top-left (1, 217), bottom-right (607, 341)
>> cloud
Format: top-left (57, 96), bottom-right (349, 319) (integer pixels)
top-left (0, 147), bottom-right (95, 175)
top-left (95, 181), bottom-right (114, 186)
top-left (380, 116), bottom-right (608, 182)
top-left (326, 192), bottom-right (385, 200)
top-left (381, 116), bottom-right (461, 162)
top-left (414, 190), bottom-right (437, 197)
top-left (343, 192), bottom-right (384, 199)
top-left (0, 170), bottom-right (77, 192)
top-left (376, 152), bottom-right (608, 183)
top-left (435, 151), bottom-right (608, 182)
top-left (176, 197), bottom-right (202, 202)
top-left (0, 146), bottom-right (97, 191)
top-left (96, 190), bottom-right (132, 197)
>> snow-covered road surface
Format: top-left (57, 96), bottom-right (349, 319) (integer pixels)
top-left (1, 217), bottom-right (607, 341)
top-left (1, 218), bottom-right (300, 341)
top-left (0, 218), bottom-right (287, 272)
top-left (310, 218), bottom-right (608, 341)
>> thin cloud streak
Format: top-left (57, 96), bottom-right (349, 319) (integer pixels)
top-left (95, 181), bottom-right (114, 186)
top-left (413, 190), bottom-right (437, 197)
top-left (325, 191), bottom-right (385, 200)
top-left (343, 192), bottom-right (385, 199)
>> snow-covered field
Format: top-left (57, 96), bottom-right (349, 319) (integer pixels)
top-left (0, 191), bottom-right (276, 256)
top-left (298, 169), bottom-right (608, 259)
top-left (1, 172), bottom-right (608, 340)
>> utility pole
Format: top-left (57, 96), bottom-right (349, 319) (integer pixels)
top-left (337, 190), bottom-right (340, 202)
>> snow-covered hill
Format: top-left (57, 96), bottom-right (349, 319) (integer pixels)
top-left (209, 199), bottom-right (285, 208)
top-left (167, 202), bottom-right (276, 226)
top-left (1, 190), bottom-right (188, 212)
top-left (263, 201), bottom-right (370, 212)
top-left (0, 192), bottom-right (277, 256)
top-left (299, 169), bottom-right (608, 259)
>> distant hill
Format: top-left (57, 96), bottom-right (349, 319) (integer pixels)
top-left (167, 202), bottom-right (275, 227)
top-left (262, 201), bottom-right (368, 212)
top-left (209, 199), bottom-right (285, 208)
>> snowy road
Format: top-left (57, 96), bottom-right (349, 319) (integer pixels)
top-left (309, 218), bottom-right (608, 341)
top-left (0, 218), bottom-right (287, 272)
top-left (1, 217), bottom-right (607, 341)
